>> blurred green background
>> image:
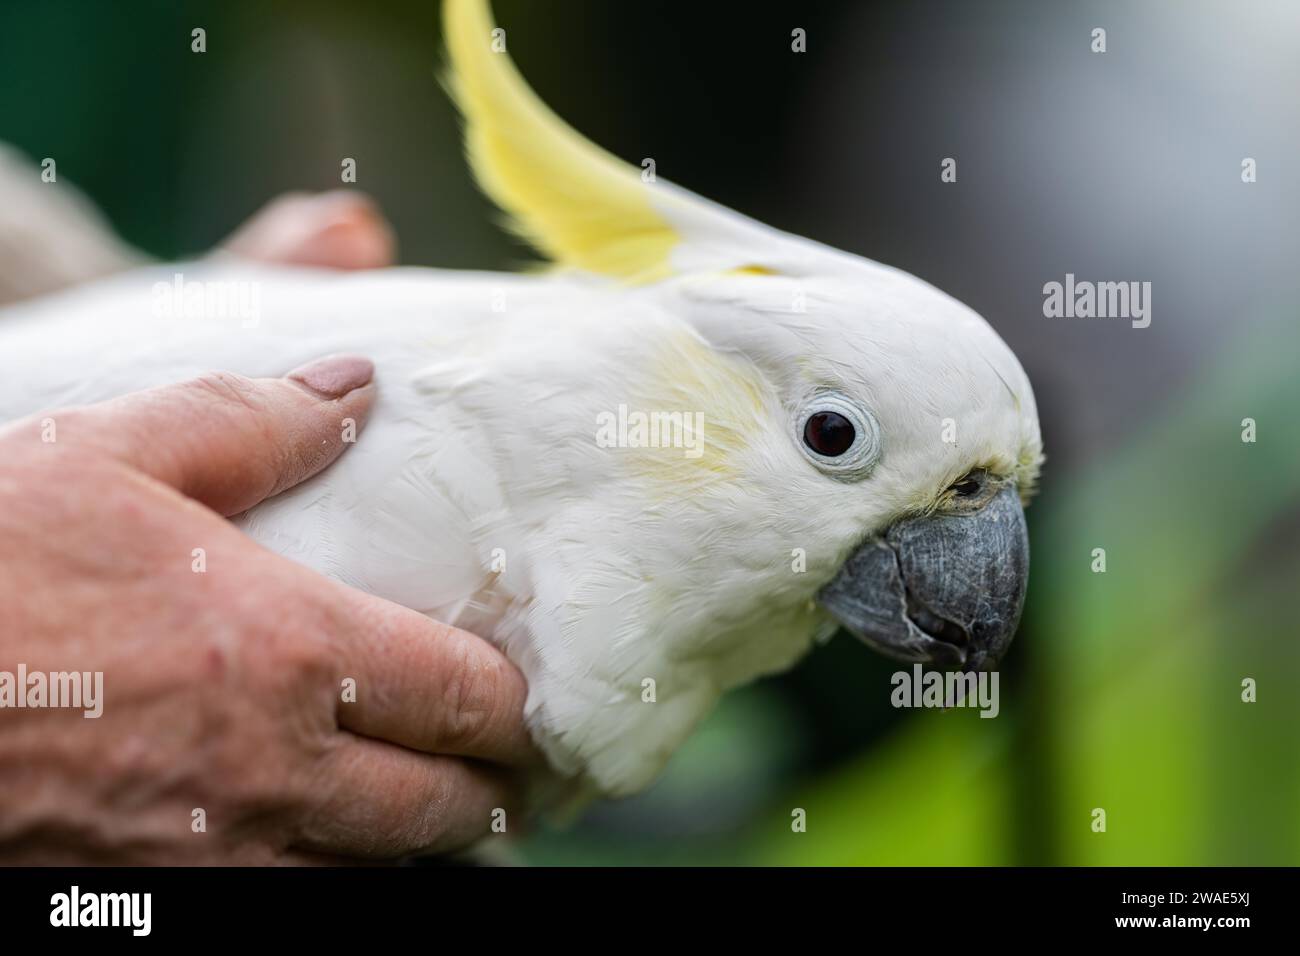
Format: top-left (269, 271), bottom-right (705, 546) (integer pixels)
top-left (2, 0), bottom-right (1296, 864)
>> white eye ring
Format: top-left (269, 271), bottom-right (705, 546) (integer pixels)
top-left (795, 392), bottom-right (882, 481)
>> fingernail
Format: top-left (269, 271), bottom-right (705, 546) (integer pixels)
top-left (287, 355), bottom-right (374, 399)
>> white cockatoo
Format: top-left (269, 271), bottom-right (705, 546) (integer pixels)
top-left (0, 0), bottom-right (1041, 797)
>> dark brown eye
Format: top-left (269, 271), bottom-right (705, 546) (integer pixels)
top-left (951, 474), bottom-right (982, 497)
top-left (803, 411), bottom-right (856, 457)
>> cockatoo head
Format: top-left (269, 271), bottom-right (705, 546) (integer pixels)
top-left (443, 0), bottom-right (1040, 790)
top-left (671, 258), bottom-right (1040, 674)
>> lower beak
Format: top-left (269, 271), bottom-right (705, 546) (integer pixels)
top-left (816, 484), bottom-right (1029, 671)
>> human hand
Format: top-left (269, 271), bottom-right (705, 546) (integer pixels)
top-left (0, 139), bottom-right (394, 307)
top-left (0, 356), bottom-right (535, 863)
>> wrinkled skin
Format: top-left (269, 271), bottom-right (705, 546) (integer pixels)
top-left (0, 359), bottom-right (539, 863)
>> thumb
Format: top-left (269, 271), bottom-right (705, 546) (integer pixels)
top-left (62, 355), bottom-right (375, 516)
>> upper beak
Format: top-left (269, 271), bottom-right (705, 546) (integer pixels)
top-left (816, 483), bottom-right (1029, 671)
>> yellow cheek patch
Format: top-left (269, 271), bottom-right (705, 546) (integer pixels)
top-left (608, 328), bottom-right (770, 491)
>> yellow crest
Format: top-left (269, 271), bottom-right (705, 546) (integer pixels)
top-left (443, 0), bottom-right (679, 281)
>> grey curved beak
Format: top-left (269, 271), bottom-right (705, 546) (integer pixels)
top-left (816, 484), bottom-right (1029, 671)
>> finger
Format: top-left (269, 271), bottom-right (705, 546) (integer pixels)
top-left (334, 593), bottom-right (540, 768)
top-left (221, 191), bottom-right (396, 271)
top-left (61, 356), bottom-right (375, 515)
top-left (296, 733), bottom-right (519, 858)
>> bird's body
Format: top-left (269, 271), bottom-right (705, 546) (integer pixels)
top-left (0, 263), bottom-right (838, 792)
top-left (0, 0), bottom-right (1042, 796)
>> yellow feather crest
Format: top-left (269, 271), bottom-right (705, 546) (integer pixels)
top-left (442, 0), bottom-right (678, 281)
